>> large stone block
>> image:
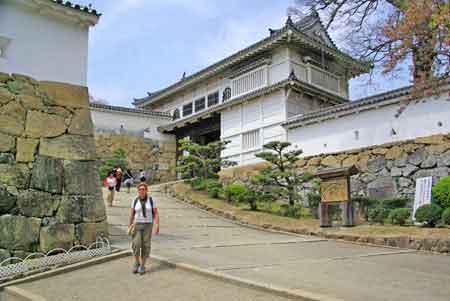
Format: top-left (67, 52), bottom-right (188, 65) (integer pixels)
top-left (75, 221), bottom-right (108, 246)
top-left (0, 215), bottom-right (41, 250)
top-left (367, 157), bottom-right (386, 173)
top-left (0, 102), bottom-right (26, 136)
top-left (0, 132), bottom-right (15, 152)
top-left (56, 195), bottom-right (82, 224)
top-left (39, 81), bottom-right (89, 109)
top-left (385, 146), bottom-right (404, 160)
top-left (25, 111), bottom-right (67, 138)
top-left (415, 135), bottom-right (450, 145)
top-left (402, 164), bottom-right (419, 177)
top-left (0, 87), bottom-right (14, 105)
top-left (63, 160), bottom-right (100, 195)
top-left (437, 150), bottom-right (450, 167)
top-left (30, 156), bottom-right (64, 194)
top-left (421, 155), bottom-right (437, 168)
top-left (0, 183), bottom-right (16, 214)
top-left (367, 177), bottom-right (397, 198)
top-left (413, 167), bottom-right (449, 181)
top-left (16, 138), bottom-right (39, 162)
top-left (81, 195), bottom-right (106, 223)
top-left (0, 249), bottom-right (10, 263)
top-left (18, 94), bottom-right (45, 111)
top-left (40, 135), bottom-right (97, 160)
top-left (321, 155), bottom-right (341, 168)
top-left (68, 109), bottom-right (94, 136)
top-left (39, 224), bottom-right (75, 252)
top-left (0, 164), bottom-right (30, 189)
top-left (407, 148), bottom-right (427, 166)
top-left (17, 190), bottom-right (60, 218)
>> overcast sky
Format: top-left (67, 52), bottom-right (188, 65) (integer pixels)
top-left (80, 0), bottom-right (411, 107)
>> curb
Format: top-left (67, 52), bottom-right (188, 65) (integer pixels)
top-left (0, 249), bottom-right (131, 290)
top-left (1, 286), bottom-right (47, 301)
top-left (151, 254), bottom-right (343, 301)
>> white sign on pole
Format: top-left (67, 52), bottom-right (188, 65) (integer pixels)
top-left (413, 176), bottom-right (433, 221)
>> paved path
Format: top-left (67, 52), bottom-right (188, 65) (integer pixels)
top-left (106, 187), bottom-right (450, 301)
top-left (14, 257), bottom-right (294, 301)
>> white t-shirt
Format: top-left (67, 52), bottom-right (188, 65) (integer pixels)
top-left (132, 197), bottom-right (157, 224)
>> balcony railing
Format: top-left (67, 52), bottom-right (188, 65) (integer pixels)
top-left (292, 62), bottom-right (341, 95)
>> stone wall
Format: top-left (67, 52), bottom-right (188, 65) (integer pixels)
top-left (0, 73), bottom-right (107, 262)
top-left (219, 133), bottom-right (450, 201)
top-left (94, 133), bottom-right (177, 184)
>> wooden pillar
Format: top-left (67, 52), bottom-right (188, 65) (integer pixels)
top-left (341, 201), bottom-right (355, 227)
top-left (319, 203), bottom-right (332, 227)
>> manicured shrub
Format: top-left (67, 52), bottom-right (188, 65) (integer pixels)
top-left (280, 204), bottom-right (303, 218)
top-left (368, 207), bottom-right (390, 224)
top-left (415, 204), bottom-right (443, 227)
top-left (206, 179), bottom-right (223, 198)
top-left (388, 208), bottom-right (411, 225)
top-left (191, 177), bottom-right (206, 191)
top-left (224, 183), bottom-right (248, 202)
top-left (432, 176), bottom-right (450, 209)
top-left (238, 190), bottom-right (258, 211)
top-left (441, 207), bottom-right (450, 225)
top-left (381, 198), bottom-right (410, 210)
top-left (306, 192), bottom-right (320, 218)
top-left (353, 196), bottom-right (377, 221)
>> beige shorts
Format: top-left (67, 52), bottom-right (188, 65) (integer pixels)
top-left (132, 223), bottom-right (153, 257)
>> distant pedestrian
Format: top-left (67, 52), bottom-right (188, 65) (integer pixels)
top-left (139, 169), bottom-right (146, 183)
top-left (128, 183), bottom-right (159, 275)
top-left (104, 172), bottom-right (117, 207)
top-left (115, 167), bottom-right (123, 192)
top-left (123, 169), bottom-right (134, 194)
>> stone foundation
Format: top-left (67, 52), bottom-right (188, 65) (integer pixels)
top-left (219, 134), bottom-right (450, 201)
top-left (0, 73), bottom-right (107, 261)
top-left (94, 133), bottom-right (176, 184)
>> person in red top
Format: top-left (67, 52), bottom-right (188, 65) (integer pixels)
top-left (104, 172), bottom-right (117, 207)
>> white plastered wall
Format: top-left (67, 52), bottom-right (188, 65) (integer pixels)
top-left (0, 1), bottom-right (89, 86)
top-left (90, 109), bottom-right (174, 142)
top-left (221, 90), bottom-right (287, 165)
top-left (287, 93), bottom-right (450, 156)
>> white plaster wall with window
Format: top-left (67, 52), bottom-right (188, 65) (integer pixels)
top-left (0, 1), bottom-right (92, 86)
top-left (286, 92), bottom-right (450, 157)
top-left (221, 90), bottom-right (287, 165)
top-left (90, 108), bottom-right (174, 141)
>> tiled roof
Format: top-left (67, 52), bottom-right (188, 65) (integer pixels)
top-left (134, 14), bottom-right (368, 108)
top-left (50, 0), bottom-right (101, 17)
top-left (89, 102), bottom-right (171, 118)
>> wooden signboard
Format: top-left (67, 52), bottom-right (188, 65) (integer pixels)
top-left (320, 177), bottom-right (349, 203)
top-left (315, 166), bottom-right (358, 227)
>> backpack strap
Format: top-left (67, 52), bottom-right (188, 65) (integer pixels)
top-left (132, 198), bottom-right (139, 210)
top-left (149, 197), bottom-right (155, 220)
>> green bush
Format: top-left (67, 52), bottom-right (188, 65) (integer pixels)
top-left (415, 204), bottom-right (443, 227)
top-left (190, 177), bottom-right (207, 191)
top-left (306, 192), bottom-right (320, 218)
top-left (205, 179), bottom-right (223, 198)
top-left (280, 204), bottom-right (303, 218)
top-left (441, 207), bottom-right (450, 225)
top-left (238, 190), bottom-right (258, 211)
top-left (368, 207), bottom-right (390, 224)
top-left (353, 196), bottom-right (377, 221)
top-left (381, 198), bottom-right (410, 210)
top-left (224, 183), bottom-right (248, 202)
top-left (432, 176), bottom-right (450, 209)
top-left (388, 208), bottom-right (411, 225)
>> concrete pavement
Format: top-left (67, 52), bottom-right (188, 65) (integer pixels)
top-left (107, 187), bottom-right (450, 301)
top-left (6, 187), bottom-right (450, 301)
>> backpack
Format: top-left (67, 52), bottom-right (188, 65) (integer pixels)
top-left (133, 197), bottom-right (155, 220)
